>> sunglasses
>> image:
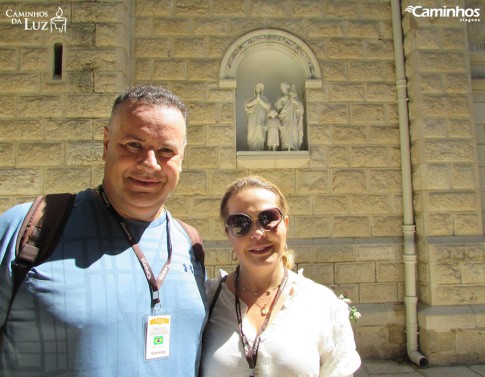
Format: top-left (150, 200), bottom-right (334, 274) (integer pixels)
top-left (225, 208), bottom-right (285, 237)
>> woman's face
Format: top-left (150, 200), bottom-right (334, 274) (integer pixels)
top-left (224, 188), bottom-right (288, 271)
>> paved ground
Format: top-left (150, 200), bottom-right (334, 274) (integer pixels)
top-left (356, 360), bottom-right (485, 377)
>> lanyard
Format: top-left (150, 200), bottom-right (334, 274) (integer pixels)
top-left (234, 266), bottom-right (288, 376)
top-left (95, 185), bottom-right (172, 307)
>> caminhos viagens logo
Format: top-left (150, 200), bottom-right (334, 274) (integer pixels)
top-left (405, 5), bottom-right (481, 23)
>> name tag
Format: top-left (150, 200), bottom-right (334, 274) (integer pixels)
top-left (145, 315), bottom-right (171, 360)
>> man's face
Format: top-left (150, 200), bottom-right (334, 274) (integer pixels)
top-left (102, 102), bottom-right (186, 221)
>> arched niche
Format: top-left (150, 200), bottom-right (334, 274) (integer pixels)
top-left (220, 29), bottom-right (322, 167)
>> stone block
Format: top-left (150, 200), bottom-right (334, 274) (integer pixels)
top-left (0, 169), bottom-right (42, 195)
top-left (19, 48), bottom-right (47, 71)
top-left (307, 20), bottom-right (345, 37)
top-left (422, 164), bottom-right (450, 189)
top-left (418, 51), bottom-right (466, 72)
top-left (333, 216), bottom-right (370, 237)
top-left (420, 74), bottom-right (443, 93)
top-left (153, 60), bottom-right (187, 81)
top-left (357, 244), bottom-right (398, 261)
top-left (0, 120), bottom-right (43, 140)
top-left (451, 164), bottom-right (477, 189)
top-left (348, 62), bottom-right (383, 82)
top-left (66, 142), bottom-right (104, 166)
top-left (454, 213), bottom-right (482, 236)
top-left (206, 125), bottom-right (234, 146)
top-left (336, 262), bottom-right (375, 284)
top-left (332, 126), bottom-right (367, 145)
top-left (193, 19), bottom-right (228, 36)
top-left (313, 194), bottom-right (348, 215)
top-left (360, 283), bottom-right (397, 302)
top-left (426, 213), bottom-right (453, 236)
top-left (442, 28), bottom-right (467, 50)
top-left (192, 197), bottom-right (221, 217)
top-left (332, 170), bottom-right (366, 193)
top-left (173, 38), bottom-right (207, 58)
top-left (217, 148), bottom-right (236, 170)
top-left (187, 146), bottom-right (218, 169)
top-left (327, 146), bottom-right (350, 167)
top-left (94, 72), bottom-right (126, 93)
top-left (176, 171), bottom-right (208, 195)
top-left (428, 192), bottom-right (477, 211)
top-left (0, 143), bottom-right (14, 167)
top-left (165, 196), bottom-right (189, 217)
top-left (0, 72), bottom-right (39, 93)
top-left (205, 248), bottom-right (232, 267)
top-left (172, 82), bottom-right (208, 102)
top-left (213, 0), bottom-right (246, 16)
top-left (0, 198), bottom-right (13, 215)
top-left (461, 262), bottom-right (485, 284)
top-left (286, 195), bottom-right (312, 215)
top-left (0, 96), bottom-right (16, 118)
top-left (321, 61), bottom-right (346, 81)
top-left (66, 48), bottom-right (124, 71)
top-left (17, 95), bottom-right (64, 118)
top-left (135, 0), bottom-right (171, 16)
top-left (366, 83), bottom-right (396, 102)
top-left (65, 94), bottom-right (113, 118)
top-left (445, 74), bottom-right (469, 94)
top-left (249, 169), bottom-right (295, 194)
top-left (351, 195), bottom-right (390, 214)
top-left (17, 142), bottom-right (63, 167)
top-left (153, 19), bottom-right (191, 36)
top-left (175, 0), bottom-right (210, 16)
top-left (96, 23), bottom-right (127, 47)
top-left (348, 21), bottom-right (380, 39)
top-left (330, 83), bottom-right (364, 102)
top-left (73, 3), bottom-right (125, 22)
top-left (294, 216), bottom-right (331, 238)
top-left (350, 146), bottom-right (388, 167)
top-left (298, 263), bottom-right (334, 285)
top-left (315, 244), bottom-right (355, 263)
top-left (436, 285), bottom-right (485, 305)
top-left (351, 104), bottom-right (386, 124)
top-left (296, 170), bottom-right (329, 194)
top-left (44, 168), bottom-right (91, 193)
top-left (368, 126), bottom-right (400, 144)
top-left (368, 170), bottom-right (401, 192)
top-left (188, 59), bottom-right (219, 81)
top-left (327, 39), bottom-right (364, 59)
top-left (135, 38), bottom-right (171, 58)
top-left (187, 103), bottom-right (217, 124)
top-left (372, 215), bottom-right (402, 236)
top-left (366, 40), bottom-right (395, 60)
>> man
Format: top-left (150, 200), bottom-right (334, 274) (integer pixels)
top-left (0, 86), bottom-right (207, 376)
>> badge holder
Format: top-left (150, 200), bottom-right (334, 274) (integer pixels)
top-left (144, 303), bottom-right (171, 361)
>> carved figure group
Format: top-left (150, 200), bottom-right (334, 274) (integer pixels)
top-left (244, 82), bottom-right (304, 151)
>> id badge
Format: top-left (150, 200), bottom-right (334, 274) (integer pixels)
top-left (145, 315), bottom-right (171, 360)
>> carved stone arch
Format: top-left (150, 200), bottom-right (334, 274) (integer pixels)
top-left (220, 29), bottom-right (321, 160)
top-left (219, 29), bottom-right (322, 84)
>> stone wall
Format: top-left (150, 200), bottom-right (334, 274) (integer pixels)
top-left (0, 0), bottom-right (483, 364)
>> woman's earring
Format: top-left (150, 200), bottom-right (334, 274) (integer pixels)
top-left (232, 250), bottom-right (237, 261)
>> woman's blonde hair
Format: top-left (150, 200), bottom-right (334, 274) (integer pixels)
top-left (220, 175), bottom-right (295, 269)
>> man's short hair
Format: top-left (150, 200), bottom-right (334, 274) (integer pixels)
top-left (110, 85), bottom-right (188, 122)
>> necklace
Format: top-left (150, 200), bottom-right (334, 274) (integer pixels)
top-left (236, 272), bottom-right (282, 317)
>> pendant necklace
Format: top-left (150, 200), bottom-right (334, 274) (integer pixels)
top-left (237, 274), bottom-right (282, 317)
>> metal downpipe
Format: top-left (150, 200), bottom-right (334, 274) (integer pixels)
top-left (390, 0), bottom-right (429, 368)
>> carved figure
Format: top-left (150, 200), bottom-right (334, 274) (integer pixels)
top-left (265, 110), bottom-right (280, 151)
top-left (275, 83), bottom-right (304, 151)
top-left (244, 82), bottom-right (271, 151)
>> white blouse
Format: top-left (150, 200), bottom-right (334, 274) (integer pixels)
top-left (200, 270), bottom-right (361, 377)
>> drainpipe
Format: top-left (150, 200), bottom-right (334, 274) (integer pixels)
top-left (390, 0), bottom-right (429, 368)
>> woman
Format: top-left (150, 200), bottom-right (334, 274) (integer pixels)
top-left (200, 176), bottom-right (361, 377)
top-left (245, 82), bottom-right (271, 151)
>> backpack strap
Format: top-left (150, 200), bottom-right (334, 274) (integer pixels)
top-left (175, 218), bottom-right (205, 274)
top-left (1, 193), bottom-right (75, 332)
top-left (12, 193), bottom-right (76, 300)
